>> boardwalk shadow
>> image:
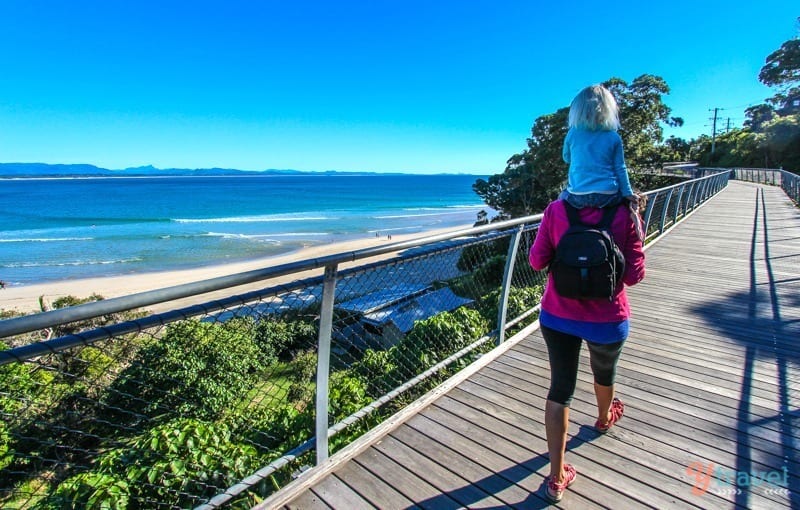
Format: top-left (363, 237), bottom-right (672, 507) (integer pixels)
top-left (407, 432), bottom-right (592, 509)
top-left (689, 187), bottom-right (799, 509)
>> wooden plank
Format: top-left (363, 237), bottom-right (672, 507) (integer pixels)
top-left (283, 490), bottom-right (332, 509)
top-left (508, 344), bottom-right (783, 414)
top-left (306, 475), bottom-right (375, 509)
top-left (491, 356), bottom-right (800, 507)
top-left (327, 460), bottom-right (420, 509)
top-left (454, 374), bottom-right (720, 506)
top-left (630, 310), bottom-right (800, 352)
top-left (352, 448), bottom-right (462, 508)
top-left (372, 433), bottom-right (507, 508)
top-left (514, 338), bottom-right (787, 413)
top-left (626, 330), bottom-right (800, 385)
top-left (399, 413), bottom-right (559, 507)
top-left (503, 345), bottom-right (791, 429)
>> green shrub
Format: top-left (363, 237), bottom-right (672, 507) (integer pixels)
top-left (456, 237), bottom-right (509, 272)
top-left (329, 371), bottom-right (369, 420)
top-left (47, 472), bottom-right (130, 510)
top-left (107, 318), bottom-right (266, 421)
top-left (399, 307), bottom-right (489, 370)
top-left (0, 341), bottom-right (56, 473)
top-left (352, 349), bottom-right (400, 397)
top-left (254, 318), bottom-right (317, 363)
top-left (477, 285), bottom-right (543, 327)
top-left (285, 350), bottom-right (317, 404)
top-left (47, 418), bottom-right (263, 509)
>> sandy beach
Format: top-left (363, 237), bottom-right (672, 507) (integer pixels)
top-left (0, 225), bottom-right (473, 315)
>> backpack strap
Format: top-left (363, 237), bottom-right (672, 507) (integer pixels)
top-left (563, 201), bottom-right (619, 229)
top-left (597, 205), bottom-right (619, 229)
top-left (563, 201), bottom-right (583, 227)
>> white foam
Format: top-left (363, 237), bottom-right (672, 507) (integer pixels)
top-left (0, 237), bottom-right (94, 243)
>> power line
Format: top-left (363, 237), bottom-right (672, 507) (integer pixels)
top-left (719, 100), bottom-right (767, 110)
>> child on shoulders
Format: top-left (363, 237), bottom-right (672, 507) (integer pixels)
top-left (560, 84), bottom-right (638, 210)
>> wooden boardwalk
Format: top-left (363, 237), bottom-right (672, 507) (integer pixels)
top-left (264, 181), bottom-right (800, 509)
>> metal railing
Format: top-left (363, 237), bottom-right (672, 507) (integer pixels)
top-left (732, 167), bottom-right (799, 204)
top-left (0, 172), bottom-right (730, 509)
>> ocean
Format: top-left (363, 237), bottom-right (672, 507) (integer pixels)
top-left (0, 174), bottom-right (490, 286)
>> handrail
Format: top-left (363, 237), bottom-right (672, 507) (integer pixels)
top-left (731, 167), bottom-right (799, 204)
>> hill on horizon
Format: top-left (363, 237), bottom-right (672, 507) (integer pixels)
top-left (0, 162), bottom-right (322, 177)
top-left (0, 163), bottom-right (475, 177)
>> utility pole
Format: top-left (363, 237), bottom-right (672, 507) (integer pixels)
top-left (726, 117), bottom-right (731, 133)
top-left (710, 108), bottom-right (719, 155)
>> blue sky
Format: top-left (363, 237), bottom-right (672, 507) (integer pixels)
top-left (1, 1), bottom-right (797, 174)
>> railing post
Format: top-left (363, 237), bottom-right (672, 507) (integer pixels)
top-left (315, 263), bottom-right (338, 465)
top-left (673, 185), bottom-right (685, 220)
top-left (496, 225), bottom-right (524, 345)
top-left (659, 188), bottom-right (674, 234)
top-left (691, 179), bottom-right (703, 209)
top-left (703, 175), bottom-right (713, 200)
top-left (695, 178), bottom-right (706, 206)
top-left (687, 177), bottom-right (700, 212)
top-left (642, 191), bottom-right (657, 238)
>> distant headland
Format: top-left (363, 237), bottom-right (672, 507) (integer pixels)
top-left (0, 163), bottom-right (474, 178)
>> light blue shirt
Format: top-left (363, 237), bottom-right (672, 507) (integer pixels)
top-left (562, 127), bottom-right (633, 197)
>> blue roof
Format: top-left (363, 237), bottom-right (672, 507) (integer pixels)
top-left (335, 284), bottom-right (430, 314)
top-left (362, 287), bottom-right (473, 333)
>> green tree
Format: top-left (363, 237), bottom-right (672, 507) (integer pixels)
top-left (660, 136), bottom-right (692, 162)
top-left (696, 128), bottom-right (764, 168)
top-left (606, 74), bottom-right (683, 169)
top-left (763, 115), bottom-right (800, 170)
top-left (254, 317), bottom-right (317, 364)
top-left (744, 104), bottom-right (776, 133)
top-left (759, 36), bottom-right (800, 114)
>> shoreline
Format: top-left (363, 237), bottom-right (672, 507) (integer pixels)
top-left (0, 224), bottom-right (474, 315)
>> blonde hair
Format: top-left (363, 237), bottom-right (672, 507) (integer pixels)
top-left (568, 85), bottom-right (620, 131)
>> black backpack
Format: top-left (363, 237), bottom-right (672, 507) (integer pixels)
top-left (549, 203), bottom-right (626, 300)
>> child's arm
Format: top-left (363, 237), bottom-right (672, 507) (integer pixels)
top-left (613, 136), bottom-right (635, 198)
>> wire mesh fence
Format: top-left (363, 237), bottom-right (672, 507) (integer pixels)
top-left (0, 172), bottom-right (731, 509)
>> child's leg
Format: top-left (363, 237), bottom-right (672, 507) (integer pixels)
top-left (562, 192), bottom-right (620, 209)
top-left (628, 200), bottom-right (645, 241)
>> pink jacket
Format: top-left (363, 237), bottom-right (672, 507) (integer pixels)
top-left (529, 200), bottom-right (645, 322)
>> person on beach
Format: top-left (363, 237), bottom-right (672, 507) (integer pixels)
top-left (561, 85), bottom-right (645, 240)
top-left (528, 195), bottom-right (646, 502)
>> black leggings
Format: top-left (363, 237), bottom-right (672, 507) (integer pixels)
top-left (541, 324), bottom-right (624, 406)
